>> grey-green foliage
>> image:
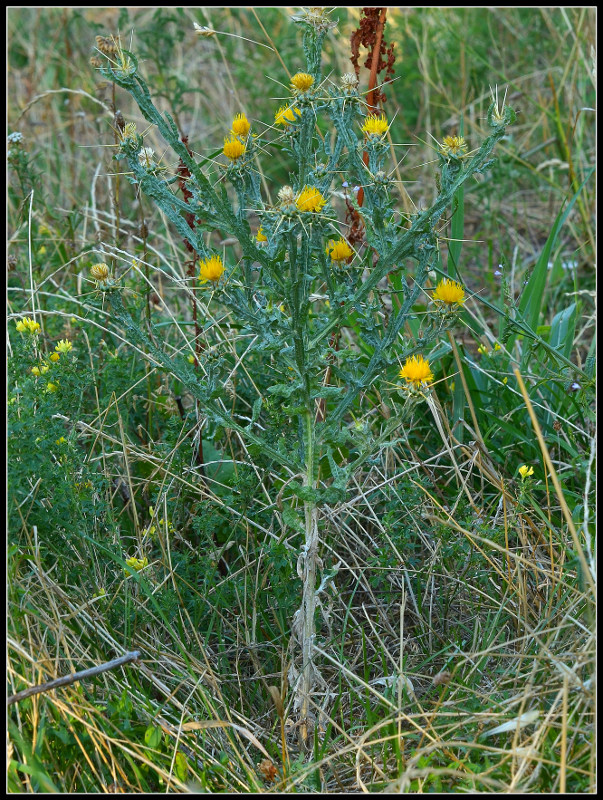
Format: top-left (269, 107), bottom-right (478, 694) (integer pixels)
top-left (97, 22), bottom-right (515, 495)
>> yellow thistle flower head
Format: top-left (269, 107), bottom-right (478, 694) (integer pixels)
top-left (55, 339), bottom-right (73, 354)
top-left (518, 465), bottom-right (534, 480)
top-left (433, 278), bottom-right (466, 308)
top-left (326, 237), bottom-right (353, 263)
top-left (223, 136), bottom-right (246, 161)
top-left (295, 185), bottom-right (327, 213)
top-left (440, 135), bottom-right (468, 158)
top-left (16, 317), bottom-right (41, 335)
top-left (90, 262), bottom-right (110, 282)
top-left (199, 254), bottom-right (225, 285)
top-left (275, 105), bottom-right (301, 126)
top-left (291, 72), bottom-right (314, 92)
top-left (399, 355), bottom-right (434, 389)
top-left (361, 113), bottom-right (389, 138)
top-left (231, 113), bottom-right (251, 137)
top-left (256, 226), bottom-right (267, 242)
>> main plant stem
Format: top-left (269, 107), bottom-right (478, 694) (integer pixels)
top-left (299, 407), bottom-right (319, 745)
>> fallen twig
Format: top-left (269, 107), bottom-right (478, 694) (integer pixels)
top-left (7, 651), bottom-right (141, 707)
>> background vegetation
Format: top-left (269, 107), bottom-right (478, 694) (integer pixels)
top-left (8, 7), bottom-right (595, 793)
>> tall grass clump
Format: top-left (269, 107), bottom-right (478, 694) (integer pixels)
top-left (8, 7), bottom-right (595, 793)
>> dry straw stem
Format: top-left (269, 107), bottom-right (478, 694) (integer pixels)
top-left (513, 369), bottom-right (595, 595)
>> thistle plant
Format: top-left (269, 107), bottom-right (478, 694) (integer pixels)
top-left (95, 13), bottom-right (515, 744)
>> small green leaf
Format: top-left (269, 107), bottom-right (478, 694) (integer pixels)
top-left (174, 751), bottom-right (189, 782)
top-left (144, 725), bottom-right (162, 749)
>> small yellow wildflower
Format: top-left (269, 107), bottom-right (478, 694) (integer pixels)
top-left (90, 263), bottom-right (110, 282)
top-left (275, 105), bottom-right (301, 126)
top-left (15, 317), bottom-right (41, 335)
top-left (199, 254), bottom-right (225, 284)
top-left (37, 245), bottom-right (47, 257)
top-left (326, 237), bottom-right (353, 263)
top-left (223, 136), bottom-right (246, 161)
top-left (477, 344), bottom-right (489, 356)
top-left (291, 72), bottom-right (314, 92)
top-left (256, 226), bottom-right (267, 242)
top-left (49, 353), bottom-right (60, 362)
top-left (46, 382), bottom-right (59, 393)
top-left (518, 465), bottom-right (534, 480)
top-left (295, 186), bottom-right (327, 213)
top-left (399, 355), bottom-right (434, 389)
top-left (440, 135), bottom-right (468, 158)
top-left (125, 556), bottom-right (149, 573)
top-left (231, 113), bottom-right (250, 137)
top-left (31, 364), bottom-right (49, 376)
top-left (55, 339), bottom-right (73, 354)
top-left (188, 354), bottom-right (196, 364)
top-left (361, 114), bottom-right (389, 138)
top-left (502, 377), bottom-right (508, 384)
top-left (56, 437), bottom-right (66, 445)
top-left (38, 224), bottom-right (52, 237)
top-left (493, 343), bottom-right (501, 351)
top-left (432, 278), bottom-right (466, 308)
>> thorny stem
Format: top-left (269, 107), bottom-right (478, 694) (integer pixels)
top-left (357, 7), bottom-right (388, 211)
top-left (299, 407), bottom-right (319, 746)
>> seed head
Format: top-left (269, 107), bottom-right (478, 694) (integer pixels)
top-left (193, 22), bottom-right (216, 37)
top-left (118, 122), bottom-right (138, 143)
top-left (138, 147), bottom-right (156, 169)
top-left (278, 185), bottom-right (296, 205)
top-left (341, 73), bottom-right (359, 92)
top-left (90, 263), bottom-right (110, 282)
top-left (291, 7), bottom-right (337, 33)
